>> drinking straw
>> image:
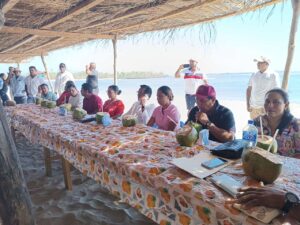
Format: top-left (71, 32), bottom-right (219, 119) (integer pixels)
top-left (267, 129), bottom-right (279, 152)
top-left (167, 115), bottom-right (177, 125)
top-left (260, 116), bottom-right (264, 140)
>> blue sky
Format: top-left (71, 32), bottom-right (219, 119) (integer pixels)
top-left (1, 1), bottom-right (299, 75)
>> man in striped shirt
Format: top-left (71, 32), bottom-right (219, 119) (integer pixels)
top-left (175, 59), bottom-right (207, 111)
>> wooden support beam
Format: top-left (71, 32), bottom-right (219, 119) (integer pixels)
top-left (61, 157), bottom-right (72, 191)
top-left (0, 0), bottom-right (105, 53)
top-left (41, 53), bottom-right (54, 92)
top-left (26, 37), bottom-right (64, 53)
top-left (1, 0), bottom-right (20, 14)
top-left (0, 53), bottom-right (47, 57)
top-left (0, 104), bottom-right (36, 225)
top-left (282, 0), bottom-right (300, 90)
top-left (112, 35), bottom-right (117, 85)
top-left (78, 0), bottom-right (168, 31)
top-left (1, 25), bottom-right (114, 39)
top-left (106, 0), bottom-right (218, 33)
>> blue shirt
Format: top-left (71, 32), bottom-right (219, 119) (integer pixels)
top-left (41, 91), bottom-right (57, 101)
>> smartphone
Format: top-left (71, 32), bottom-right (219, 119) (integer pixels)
top-left (211, 174), bottom-right (243, 197)
top-left (201, 157), bottom-right (227, 169)
top-left (183, 64), bottom-right (190, 68)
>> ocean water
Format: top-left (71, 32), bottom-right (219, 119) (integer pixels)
top-left (73, 72), bottom-right (300, 104)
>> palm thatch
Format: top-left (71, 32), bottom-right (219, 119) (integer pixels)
top-left (0, 0), bottom-right (282, 63)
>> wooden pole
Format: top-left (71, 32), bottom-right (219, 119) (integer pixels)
top-left (0, 104), bottom-right (36, 225)
top-left (40, 53), bottom-right (54, 92)
top-left (112, 35), bottom-right (117, 85)
top-left (282, 0), bottom-right (300, 90)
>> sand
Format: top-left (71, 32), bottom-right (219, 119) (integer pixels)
top-left (12, 133), bottom-right (156, 225)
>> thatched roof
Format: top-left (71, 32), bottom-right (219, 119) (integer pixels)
top-left (0, 0), bottom-right (282, 63)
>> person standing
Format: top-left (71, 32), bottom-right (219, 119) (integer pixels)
top-left (175, 59), bottom-right (207, 111)
top-left (10, 68), bottom-right (27, 104)
top-left (25, 66), bottom-right (45, 103)
top-left (54, 63), bottom-right (74, 96)
top-left (0, 73), bottom-right (9, 104)
top-left (246, 56), bottom-right (280, 119)
top-left (86, 62), bottom-right (99, 95)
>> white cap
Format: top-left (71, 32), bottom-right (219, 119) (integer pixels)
top-left (254, 56), bottom-right (271, 64)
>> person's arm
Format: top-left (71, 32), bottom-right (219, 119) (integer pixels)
top-left (202, 73), bottom-right (208, 85)
top-left (175, 65), bottom-right (184, 78)
top-left (111, 101), bottom-right (124, 119)
top-left (86, 65), bottom-right (92, 75)
top-left (166, 106), bottom-right (180, 131)
top-left (246, 86), bottom-right (252, 112)
top-left (197, 112), bottom-right (234, 142)
top-left (96, 97), bottom-right (103, 113)
top-left (0, 79), bottom-right (3, 90)
top-left (147, 116), bottom-right (155, 127)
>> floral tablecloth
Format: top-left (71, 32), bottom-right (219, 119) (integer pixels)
top-left (6, 104), bottom-right (300, 225)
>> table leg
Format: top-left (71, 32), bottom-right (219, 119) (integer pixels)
top-left (10, 126), bottom-right (16, 143)
top-left (61, 157), bottom-right (72, 191)
top-left (43, 147), bottom-right (52, 177)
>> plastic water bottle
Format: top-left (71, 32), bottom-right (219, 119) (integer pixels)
top-left (242, 120), bottom-right (258, 148)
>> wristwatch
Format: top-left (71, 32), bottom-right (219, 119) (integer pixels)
top-left (282, 192), bottom-right (300, 214)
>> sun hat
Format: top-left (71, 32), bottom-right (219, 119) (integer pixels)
top-left (254, 56), bottom-right (271, 64)
top-left (196, 85), bottom-right (216, 99)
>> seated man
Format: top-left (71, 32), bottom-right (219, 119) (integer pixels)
top-left (81, 83), bottom-right (103, 114)
top-left (40, 83), bottom-right (57, 101)
top-left (124, 84), bottom-right (155, 124)
top-left (236, 187), bottom-right (300, 223)
top-left (186, 84), bottom-right (235, 143)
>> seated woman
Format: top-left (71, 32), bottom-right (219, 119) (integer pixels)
top-left (103, 85), bottom-right (124, 119)
top-left (123, 84), bottom-right (155, 124)
top-left (68, 84), bottom-right (82, 110)
top-left (56, 80), bottom-right (75, 106)
top-left (40, 83), bottom-right (57, 101)
top-left (147, 86), bottom-right (180, 131)
top-left (254, 88), bottom-right (300, 158)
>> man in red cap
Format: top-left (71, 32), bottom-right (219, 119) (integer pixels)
top-left (186, 84), bottom-right (235, 143)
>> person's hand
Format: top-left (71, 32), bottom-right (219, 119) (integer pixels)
top-left (86, 65), bottom-right (89, 69)
top-left (247, 105), bottom-right (252, 112)
top-left (196, 112), bottom-right (209, 125)
top-left (236, 187), bottom-right (285, 209)
top-left (178, 64), bottom-right (185, 70)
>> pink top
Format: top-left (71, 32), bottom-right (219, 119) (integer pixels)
top-left (151, 104), bottom-right (180, 131)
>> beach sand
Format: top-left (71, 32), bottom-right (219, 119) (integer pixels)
top-left (12, 133), bottom-right (156, 225)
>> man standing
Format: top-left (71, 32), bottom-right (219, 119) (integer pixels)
top-left (86, 62), bottom-right (99, 95)
top-left (54, 63), bottom-right (74, 96)
top-left (246, 56), bottom-right (279, 119)
top-left (81, 83), bottom-right (103, 114)
top-left (10, 68), bottom-right (27, 104)
top-left (25, 66), bottom-right (45, 103)
top-left (186, 85), bottom-right (235, 143)
top-left (175, 59), bottom-right (207, 111)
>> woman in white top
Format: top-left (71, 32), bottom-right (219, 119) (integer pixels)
top-left (68, 84), bottom-right (82, 110)
top-left (124, 85), bottom-right (155, 124)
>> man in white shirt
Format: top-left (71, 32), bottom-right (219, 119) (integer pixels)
top-left (10, 68), bottom-right (27, 104)
top-left (246, 56), bottom-right (280, 119)
top-left (25, 66), bottom-right (45, 103)
top-left (86, 62), bottom-right (99, 95)
top-left (54, 63), bottom-right (74, 96)
top-left (124, 85), bottom-right (155, 124)
top-left (175, 59), bottom-right (207, 111)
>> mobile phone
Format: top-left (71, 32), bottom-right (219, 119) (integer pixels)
top-left (201, 157), bottom-right (227, 169)
top-left (211, 174), bottom-right (243, 197)
top-left (183, 64), bottom-right (190, 68)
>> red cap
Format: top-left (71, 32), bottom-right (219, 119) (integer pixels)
top-left (196, 85), bottom-right (216, 99)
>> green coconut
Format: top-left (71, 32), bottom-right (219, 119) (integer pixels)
top-left (95, 112), bottom-right (110, 124)
top-left (5, 100), bottom-right (16, 106)
top-left (242, 147), bottom-right (282, 184)
top-left (46, 101), bottom-right (56, 109)
top-left (256, 135), bottom-right (278, 154)
top-left (41, 100), bottom-right (48, 107)
top-left (176, 125), bottom-right (198, 147)
top-left (188, 121), bottom-right (202, 134)
top-left (60, 103), bottom-right (72, 111)
top-left (73, 108), bottom-right (87, 120)
top-left (122, 115), bottom-right (138, 127)
top-left (35, 97), bottom-right (42, 105)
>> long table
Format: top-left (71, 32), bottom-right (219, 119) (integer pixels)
top-left (6, 104), bottom-right (300, 225)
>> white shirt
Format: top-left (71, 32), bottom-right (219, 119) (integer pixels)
top-left (248, 70), bottom-right (280, 108)
top-left (54, 71), bottom-right (74, 96)
top-left (124, 101), bottom-right (156, 124)
top-left (181, 68), bottom-right (207, 95)
top-left (25, 75), bottom-right (45, 97)
top-left (68, 94), bottom-right (82, 109)
top-left (10, 75), bottom-right (27, 97)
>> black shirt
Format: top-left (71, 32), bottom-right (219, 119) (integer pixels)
top-left (86, 75), bottom-right (98, 89)
top-left (186, 100), bottom-right (235, 142)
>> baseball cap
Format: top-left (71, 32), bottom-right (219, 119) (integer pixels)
top-left (196, 85), bottom-right (216, 99)
top-left (189, 58), bottom-right (198, 63)
top-left (254, 56), bottom-right (270, 64)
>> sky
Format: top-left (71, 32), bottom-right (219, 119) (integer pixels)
top-left (1, 1), bottom-right (299, 75)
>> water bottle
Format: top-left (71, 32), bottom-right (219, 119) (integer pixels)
top-left (242, 120), bottom-right (258, 148)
